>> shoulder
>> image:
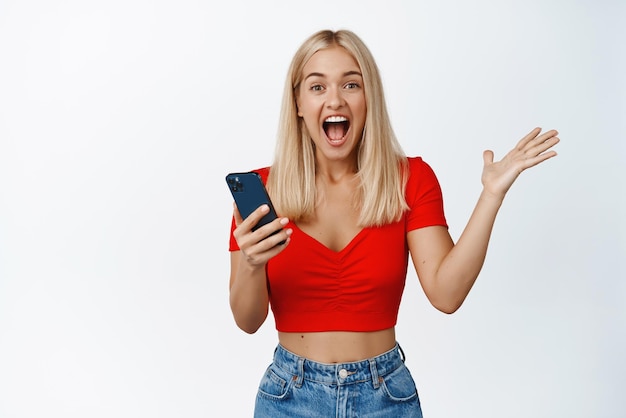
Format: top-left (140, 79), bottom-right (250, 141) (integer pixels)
top-left (251, 166), bottom-right (271, 183)
top-left (404, 156), bottom-right (443, 201)
top-left (405, 156), bottom-right (438, 180)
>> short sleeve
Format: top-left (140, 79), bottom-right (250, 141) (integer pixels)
top-left (405, 157), bottom-right (448, 231)
top-left (229, 216), bottom-right (239, 251)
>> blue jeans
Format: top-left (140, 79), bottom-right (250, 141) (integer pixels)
top-left (254, 343), bottom-right (423, 418)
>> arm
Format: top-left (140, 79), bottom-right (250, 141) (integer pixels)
top-left (229, 204), bottom-right (292, 333)
top-left (408, 127), bottom-right (559, 314)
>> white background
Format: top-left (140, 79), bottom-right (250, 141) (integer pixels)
top-left (1, 1), bottom-right (624, 417)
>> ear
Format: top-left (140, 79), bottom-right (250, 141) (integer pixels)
top-left (296, 97), bottom-right (303, 117)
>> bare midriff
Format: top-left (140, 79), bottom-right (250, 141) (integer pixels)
top-left (278, 328), bottom-right (397, 363)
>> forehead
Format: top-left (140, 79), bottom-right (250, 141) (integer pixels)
top-left (302, 45), bottom-right (361, 76)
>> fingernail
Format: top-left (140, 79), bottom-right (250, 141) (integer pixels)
top-left (280, 218), bottom-right (289, 225)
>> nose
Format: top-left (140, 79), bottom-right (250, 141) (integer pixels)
top-left (326, 87), bottom-right (345, 109)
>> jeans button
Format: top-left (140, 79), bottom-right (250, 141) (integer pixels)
top-left (338, 369), bottom-right (348, 379)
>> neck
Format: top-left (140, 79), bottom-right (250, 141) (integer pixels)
top-left (315, 157), bottom-right (358, 184)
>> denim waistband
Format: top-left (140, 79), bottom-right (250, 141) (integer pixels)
top-left (272, 343), bottom-right (405, 388)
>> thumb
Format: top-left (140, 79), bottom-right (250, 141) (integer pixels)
top-left (483, 150), bottom-right (494, 166)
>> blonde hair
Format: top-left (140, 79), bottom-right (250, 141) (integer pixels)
top-left (267, 29), bottom-right (408, 227)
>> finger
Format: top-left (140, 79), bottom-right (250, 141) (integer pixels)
top-left (483, 150), bottom-right (494, 165)
top-left (233, 204), bottom-right (270, 244)
top-left (535, 134), bottom-right (560, 153)
top-left (255, 223), bottom-right (293, 251)
top-left (246, 231), bottom-right (292, 264)
top-left (515, 127), bottom-right (542, 150)
top-left (522, 150), bottom-right (558, 170)
top-left (251, 217), bottom-right (289, 243)
top-left (239, 204), bottom-right (271, 230)
top-left (524, 134), bottom-right (560, 158)
top-left (530, 130), bottom-right (559, 148)
top-left (523, 129), bottom-right (560, 153)
top-left (242, 222), bottom-right (292, 262)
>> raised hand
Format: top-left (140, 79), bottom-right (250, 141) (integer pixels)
top-left (481, 127), bottom-right (560, 199)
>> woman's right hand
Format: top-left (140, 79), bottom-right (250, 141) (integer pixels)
top-left (229, 204), bottom-right (291, 333)
top-left (232, 203), bottom-right (292, 268)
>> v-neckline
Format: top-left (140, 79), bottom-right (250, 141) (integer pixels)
top-left (291, 222), bottom-right (368, 254)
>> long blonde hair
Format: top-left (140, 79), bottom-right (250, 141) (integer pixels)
top-left (267, 29), bottom-right (408, 227)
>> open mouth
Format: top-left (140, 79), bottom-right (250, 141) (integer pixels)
top-left (323, 116), bottom-right (350, 141)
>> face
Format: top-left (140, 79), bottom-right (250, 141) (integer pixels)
top-left (296, 46), bottom-right (366, 168)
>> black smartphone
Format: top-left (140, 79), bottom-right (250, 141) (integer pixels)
top-left (225, 172), bottom-right (285, 243)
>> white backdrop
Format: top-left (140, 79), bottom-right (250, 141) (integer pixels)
top-left (1, 1), bottom-right (624, 417)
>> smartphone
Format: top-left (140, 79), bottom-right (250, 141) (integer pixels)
top-left (225, 172), bottom-right (285, 243)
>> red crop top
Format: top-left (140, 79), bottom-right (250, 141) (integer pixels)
top-left (229, 157), bottom-right (447, 332)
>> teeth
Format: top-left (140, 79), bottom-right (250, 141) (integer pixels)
top-left (324, 116), bottom-right (347, 123)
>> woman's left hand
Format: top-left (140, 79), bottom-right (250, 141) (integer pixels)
top-left (481, 127), bottom-right (560, 199)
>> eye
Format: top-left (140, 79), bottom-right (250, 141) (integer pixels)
top-left (345, 82), bottom-right (360, 89)
top-left (310, 84), bottom-right (324, 92)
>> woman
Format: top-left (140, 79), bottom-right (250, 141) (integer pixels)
top-left (228, 29), bottom-right (559, 417)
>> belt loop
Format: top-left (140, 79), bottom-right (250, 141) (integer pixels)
top-left (397, 343), bottom-right (406, 363)
top-left (369, 358), bottom-right (381, 389)
top-left (294, 357), bottom-right (304, 388)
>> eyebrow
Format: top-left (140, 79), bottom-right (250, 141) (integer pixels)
top-left (304, 70), bottom-right (363, 81)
